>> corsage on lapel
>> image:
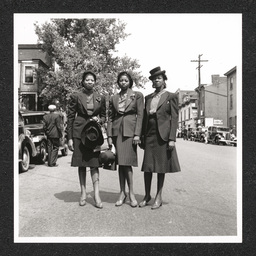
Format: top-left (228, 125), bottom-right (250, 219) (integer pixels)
top-left (96, 96), bottom-right (101, 103)
top-left (130, 93), bottom-right (136, 100)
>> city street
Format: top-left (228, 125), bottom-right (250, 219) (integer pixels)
top-left (17, 139), bottom-right (238, 239)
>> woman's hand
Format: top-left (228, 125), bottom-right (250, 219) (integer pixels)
top-left (107, 137), bottom-right (113, 148)
top-left (133, 135), bottom-right (141, 145)
top-left (68, 139), bottom-right (74, 151)
top-left (167, 140), bottom-right (175, 151)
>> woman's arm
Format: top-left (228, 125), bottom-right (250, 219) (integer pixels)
top-left (66, 94), bottom-right (77, 141)
top-left (169, 94), bottom-right (179, 142)
top-left (134, 91), bottom-right (144, 137)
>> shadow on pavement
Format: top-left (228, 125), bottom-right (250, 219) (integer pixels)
top-left (54, 190), bottom-right (145, 205)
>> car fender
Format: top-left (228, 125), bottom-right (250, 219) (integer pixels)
top-left (19, 134), bottom-right (37, 159)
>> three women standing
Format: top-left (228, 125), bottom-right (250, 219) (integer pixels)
top-left (107, 71), bottom-right (144, 207)
top-left (139, 67), bottom-right (181, 210)
top-left (67, 70), bottom-right (106, 208)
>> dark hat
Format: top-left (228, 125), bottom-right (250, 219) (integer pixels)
top-left (149, 66), bottom-right (167, 80)
top-left (81, 120), bottom-right (104, 149)
top-left (82, 70), bottom-right (97, 82)
top-left (99, 150), bottom-right (116, 170)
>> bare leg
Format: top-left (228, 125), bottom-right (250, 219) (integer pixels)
top-left (90, 167), bottom-right (102, 208)
top-left (125, 166), bottom-right (137, 206)
top-left (78, 167), bottom-right (86, 206)
top-left (115, 166), bottom-right (127, 206)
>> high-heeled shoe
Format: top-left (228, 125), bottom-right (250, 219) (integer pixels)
top-left (115, 195), bottom-right (127, 207)
top-left (130, 199), bottom-right (138, 208)
top-left (139, 196), bottom-right (151, 208)
top-left (79, 197), bottom-right (86, 206)
top-left (94, 197), bottom-right (103, 209)
top-left (151, 201), bottom-right (162, 210)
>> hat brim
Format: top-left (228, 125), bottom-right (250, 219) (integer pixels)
top-left (81, 121), bottom-right (104, 148)
top-left (149, 70), bottom-right (166, 80)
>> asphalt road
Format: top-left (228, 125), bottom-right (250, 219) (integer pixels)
top-left (18, 139), bottom-right (238, 240)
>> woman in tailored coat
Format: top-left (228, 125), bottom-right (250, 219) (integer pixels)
top-left (67, 70), bottom-right (106, 208)
top-left (107, 71), bottom-right (144, 207)
top-left (139, 67), bottom-right (181, 210)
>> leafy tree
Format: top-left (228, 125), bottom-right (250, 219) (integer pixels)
top-left (34, 19), bottom-right (148, 107)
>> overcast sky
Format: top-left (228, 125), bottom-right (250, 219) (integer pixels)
top-left (14, 13), bottom-right (242, 96)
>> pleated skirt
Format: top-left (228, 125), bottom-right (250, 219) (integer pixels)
top-left (71, 138), bottom-right (100, 167)
top-left (141, 115), bottom-right (181, 173)
top-left (112, 123), bottom-right (138, 167)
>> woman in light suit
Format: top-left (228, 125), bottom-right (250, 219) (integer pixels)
top-left (107, 71), bottom-right (144, 207)
top-left (139, 67), bottom-right (181, 210)
top-left (67, 70), bottom-right (106, 208)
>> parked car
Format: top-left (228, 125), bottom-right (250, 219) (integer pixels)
top-left (207, 126), bottom-right (232, 145)
top-left (194, 127), bottom-right (208, 143)
top-left (19, 111), bottom-right (37, 172)
top-left (20, 110), bottom-right (68, 164)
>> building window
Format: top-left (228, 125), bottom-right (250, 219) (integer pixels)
top-left (25, 66), bottom-right (34, 83)
top-left (230, 77), bottom-right (233, 90)
top-left (230, 94), bottom-right (233, 109)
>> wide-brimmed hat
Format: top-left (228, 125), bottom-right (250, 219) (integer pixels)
top-left (149, 66), bottom-right (167, 80)
top-left (81, 120), bottom-right (104, 149)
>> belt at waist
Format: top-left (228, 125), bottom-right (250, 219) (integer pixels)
top-left (149, 113), bottom-right (157, 118)
top-left (77, 113), bottom-right (93, 118)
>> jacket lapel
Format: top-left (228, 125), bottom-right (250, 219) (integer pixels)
top-left (146, 93), bottom-right (154, 114)
top-left (125, 88), bottom-right (134, 110)
top-left (92, 93), bottom-right (101, 115)
top-left (78, 93), bottom-right (88, 112)
top-left (157, 91), bottom-right (168, 110)
top-left (113, 94), bottom-right (119, 113)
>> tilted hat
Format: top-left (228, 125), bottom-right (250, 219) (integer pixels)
top-left (48, 104), bottom-right (56, 111)
top-left (149, 66), bottom-right (167, 80)
top-left (81, 120), bottom-right (104, 149)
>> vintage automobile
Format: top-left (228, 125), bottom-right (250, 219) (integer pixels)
top-left (21, 110), bottom-right (68, 164)
top-left (207, 126), bottom-right (232, 145)
top-left (19, 111), bottom-right (37, 172)
top-left (194, 126), bottom-right (208, 143)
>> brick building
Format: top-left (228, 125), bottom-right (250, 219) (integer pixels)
top-left (224, 66), bottom-right (237, 128)
top-left (18, 44), bottom-right (52, 110)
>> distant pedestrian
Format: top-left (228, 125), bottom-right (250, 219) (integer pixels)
top-left (67, 70), bottom-right (106, 208)
top-left (139, 67), bottom-right (181, 210)
top-left (107, 71), bottom-right (144, 207)
top-left (204, 128), bottom-right (208, 144)
top-left (43, 105), bottom-right (63, 167)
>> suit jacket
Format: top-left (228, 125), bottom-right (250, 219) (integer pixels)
top-left (107, 88), bottom-right (144, 138)
top-left (43, 112), bottom-right (63, 139)
top-left (66, 92), bottom-right (106, 140)
top-left (142, 91), bottom-right (179, 142)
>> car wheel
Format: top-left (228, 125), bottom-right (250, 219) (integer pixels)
top-left (38, 140), bottom-right (47, 164)
top-left (61, 144), bottom-right (68, 156)
top-left (19, 145), bottom-right (30, 172)
top-left (215, 137), bottom-right (220, 145)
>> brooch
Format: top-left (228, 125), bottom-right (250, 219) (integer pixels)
top-left (130, 93), bottom-right (136, 100)
top-left (96, 97), bottom-right (101, 102)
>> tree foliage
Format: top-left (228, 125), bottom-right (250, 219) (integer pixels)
top-left (34, 19), bottom-right (148, 107)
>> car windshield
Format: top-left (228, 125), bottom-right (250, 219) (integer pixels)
top-left (23, 115), bottom-right (44, 125)
top-left (217, 127), bottom-right (229, 132)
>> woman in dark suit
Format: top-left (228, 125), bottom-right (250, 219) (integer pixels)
top-left (139, 67), bottom-right (181, 210)
top-left (67, 70), bottom-right (106, 208)
top-left (107, 71), bottom-right (144, 207)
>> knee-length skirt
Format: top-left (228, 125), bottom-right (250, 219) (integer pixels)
top-left (112, 123), bottom-right (138, 167)
top-left (71, 138), bottom-right (100, 167)
top-left (141, 115), bottom-right (181, 173)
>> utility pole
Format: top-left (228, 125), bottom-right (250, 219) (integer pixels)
top-left (191, 54), bottom-right (208, 88)
top-left (191, 54), bottom-right (208, 127)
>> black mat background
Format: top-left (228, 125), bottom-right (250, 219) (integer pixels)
top-left (0, 1), bottom-right (255, 255)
